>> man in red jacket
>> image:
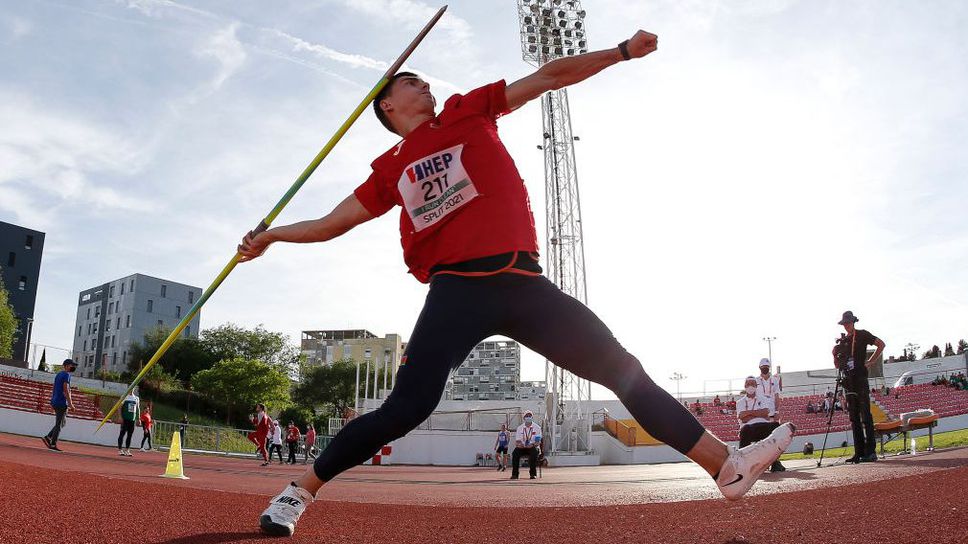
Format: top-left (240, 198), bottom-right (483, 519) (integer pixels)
top-left (247, 403), bottom-right (270, 467)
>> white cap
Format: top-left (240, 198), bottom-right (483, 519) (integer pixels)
top-left (759, 358), bottom-right (772, 368)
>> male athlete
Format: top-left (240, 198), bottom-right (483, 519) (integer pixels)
top-left (240, 30), bottom-right (795, 537)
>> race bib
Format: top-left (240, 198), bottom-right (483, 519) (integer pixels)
top-left (397, 144), bottom-right (478, 232)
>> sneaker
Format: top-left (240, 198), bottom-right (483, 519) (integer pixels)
top-left (859, 453), bottom-right (877, 463)
top-left (770, 461), bottom-right (786, 473)
top-left (119, 450), bottom-right (126, 456)
top-left (50, 445), bottom-right (63, 452)
top-left (259, 482), bottom-right (314, 537)
top-left (845, 455), bottom-right (861, 464)
top-left (42, 436), bottom-right (54, 450)
top-left (716, 422), bottom-right (795, 500)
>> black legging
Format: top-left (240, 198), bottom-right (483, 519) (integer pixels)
top-left (140, 429), bottom-right (152, 450)
top-left (118, 420), bottom-right (135, 450)
top-left (312, 273), bottom-right (705, 482)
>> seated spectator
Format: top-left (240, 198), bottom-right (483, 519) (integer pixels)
top-left (693, 402), bottom-right (704, 416)
top-left (806, 401), bottom-right (815, 414)
top-left (726, 397), bottom-right (736, 411)
top-left (713, 395), bottom-right (722, 407)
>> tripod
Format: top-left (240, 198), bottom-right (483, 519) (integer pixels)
top-left (817, 366), bottom-right (846, 467)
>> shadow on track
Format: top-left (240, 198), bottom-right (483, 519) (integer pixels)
top-left (156, 531), bottom-right (267, 544)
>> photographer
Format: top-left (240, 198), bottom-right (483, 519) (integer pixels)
top-left (832, 311), bottom-right (885, 463)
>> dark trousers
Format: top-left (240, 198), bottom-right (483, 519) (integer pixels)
top-left (118, 420), bottom-right (135, 450)
top-left (140, 429), bottom-right (152, 450)
top-left (311, 274), bottom-right (705, 482)
top-left (739, 421), bottom-right (778, 447)
top-left (511, 446), bottom-right (538, 478)
top-left (286, 441), bottom-right (298, 464)
top-left (269, 443), bottom-right (284, 462)
top-left (845, 376), bottom-right (876, 457)
top-left (45, 405), bottom-right (68, 445)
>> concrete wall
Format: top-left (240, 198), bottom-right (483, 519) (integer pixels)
top-left (0, 405), bottom-right (123, 447)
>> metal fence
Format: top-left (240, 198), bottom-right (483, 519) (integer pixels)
top-left (151, 420), bottom-right (331, 457)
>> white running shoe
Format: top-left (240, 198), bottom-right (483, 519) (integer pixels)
top-left (125, 450), bottom-right (133, 456)
top-left (118, 450), bottom-right (125, 456)
top-left (259, 482), bottom-right (314, 537)
top-left (716, 422), bottom-right (795, 500)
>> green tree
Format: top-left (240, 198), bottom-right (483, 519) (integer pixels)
top-left (192, 357), bottom-right (291, 424)
top-left (201, 323), bottom-right (299, 376)
top-left (276, 406), bottom-right (314, 430)
top-left (0, 275), bottom-right (18, 359)
top-left (293, 359), bottom-right (390, 418)
top-left (127, 326), bottom-right (218, 383)
top-left (958, 339), bottom-right (967, 355)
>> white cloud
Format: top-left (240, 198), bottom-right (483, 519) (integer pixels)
top-left (0, 92), bottom-right (155, 225)
top-left (268, 29), bottom-right (387, 71)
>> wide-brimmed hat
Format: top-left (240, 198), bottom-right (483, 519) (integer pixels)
top-left (838, 310), bottom-right (859, 325)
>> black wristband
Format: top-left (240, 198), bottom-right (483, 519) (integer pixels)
top-left (618, 40), bottom-right (631, 61)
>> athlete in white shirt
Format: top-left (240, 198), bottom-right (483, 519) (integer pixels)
top-left (511, 410), bottom-right (542, 480)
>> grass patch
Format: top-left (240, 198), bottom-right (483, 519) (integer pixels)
top-left (781, 427), bottom-right (968, 460)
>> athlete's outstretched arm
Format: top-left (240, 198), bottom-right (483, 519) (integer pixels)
top-left (505, 29), bottom-right (658, 111)
top-left (238, 193), bottom-right (374, 262)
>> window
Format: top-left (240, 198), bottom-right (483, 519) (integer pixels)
top-left (111, 336), bottom-right (116, 348)
top-left (130, 279), bottom-right (134, 291)
top-left (116, 317), bottom-right (120, 329)
top-left (160, 284), bottom-right (167, 298)
top-left (86, 307), bottom-right (90, 319)
top-left (6, 252), bottom-right (14, 267)
top-left (126, 315), bottom-right (131, 328)
top-left (109, 285), bottom-right (115, 297)
top-left (87, 323), bottom-right (91, 334)
top-left (107, 303), bottom-right (111, 315)
top-left (122, 351), bottom-right (126, 364)
top-left (120, 282), bottom-right (125, 295)
top-left (83, 340), bottom-right (87, 351)
top-left (184, 326), bottom-right (191, 338)
top-left (188, 291), bottom-right (194, 303)
top-left (106, 320), bottom-right (111, 331)
top-left (157, 320), bottom-right (163, 327)
top-left (94, 306), bottom-right (100, 318)
top-left (92, 323), bottom-right (97, 334)
top-left (176, 305), bottom-right (181, 318)
top-left (18, 276), bottom-right (26, 290)
top-left (25, 235), bottom-right (33, 249)
top-left (77, 326), bottom-right (81, 336)
top-left (147, 299), bottom-right (153, 312)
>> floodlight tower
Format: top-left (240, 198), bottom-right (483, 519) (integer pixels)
top-left (516, 0), bottom-right (591, 456)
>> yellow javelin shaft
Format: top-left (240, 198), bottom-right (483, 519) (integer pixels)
top-left (96, 5), bottom-right (448, 432)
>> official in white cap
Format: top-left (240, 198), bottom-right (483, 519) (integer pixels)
top-left (511, 410), bottom-right (542, 480)
top-left (755, 358), bottom-right (785, 472)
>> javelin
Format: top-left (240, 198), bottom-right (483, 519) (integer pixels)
top-left (96, 5), bottom-right (448, 432)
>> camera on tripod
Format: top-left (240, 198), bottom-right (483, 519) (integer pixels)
top-left (833, 333), bottom-right (851, 371)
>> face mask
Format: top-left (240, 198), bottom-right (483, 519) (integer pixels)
top-left (745, 386), bottom-right (757, 395)
top-left (760, 368), bottom-right (770, 376)
top-left (524, 417), bottom-right (533, 423)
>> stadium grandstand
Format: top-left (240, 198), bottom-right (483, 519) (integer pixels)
top-left (0, 374), bottom-right (103, 421)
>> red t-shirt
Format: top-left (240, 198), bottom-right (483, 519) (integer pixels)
top-left (140, 413), bottom-right (152, 430)
top-left (286, 426), bottom-right (301, 442)
top-left (354, 80), bottom-right (539, 282)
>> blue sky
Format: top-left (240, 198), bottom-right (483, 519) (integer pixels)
top-left (2, 0), bottom-right (966, 397)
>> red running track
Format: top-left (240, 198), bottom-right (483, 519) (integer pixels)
top-left (3, 432), bottom-right (967, 543)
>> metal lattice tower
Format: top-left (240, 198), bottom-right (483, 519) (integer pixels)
top-left (516, 0), bottom-right (592, 455)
